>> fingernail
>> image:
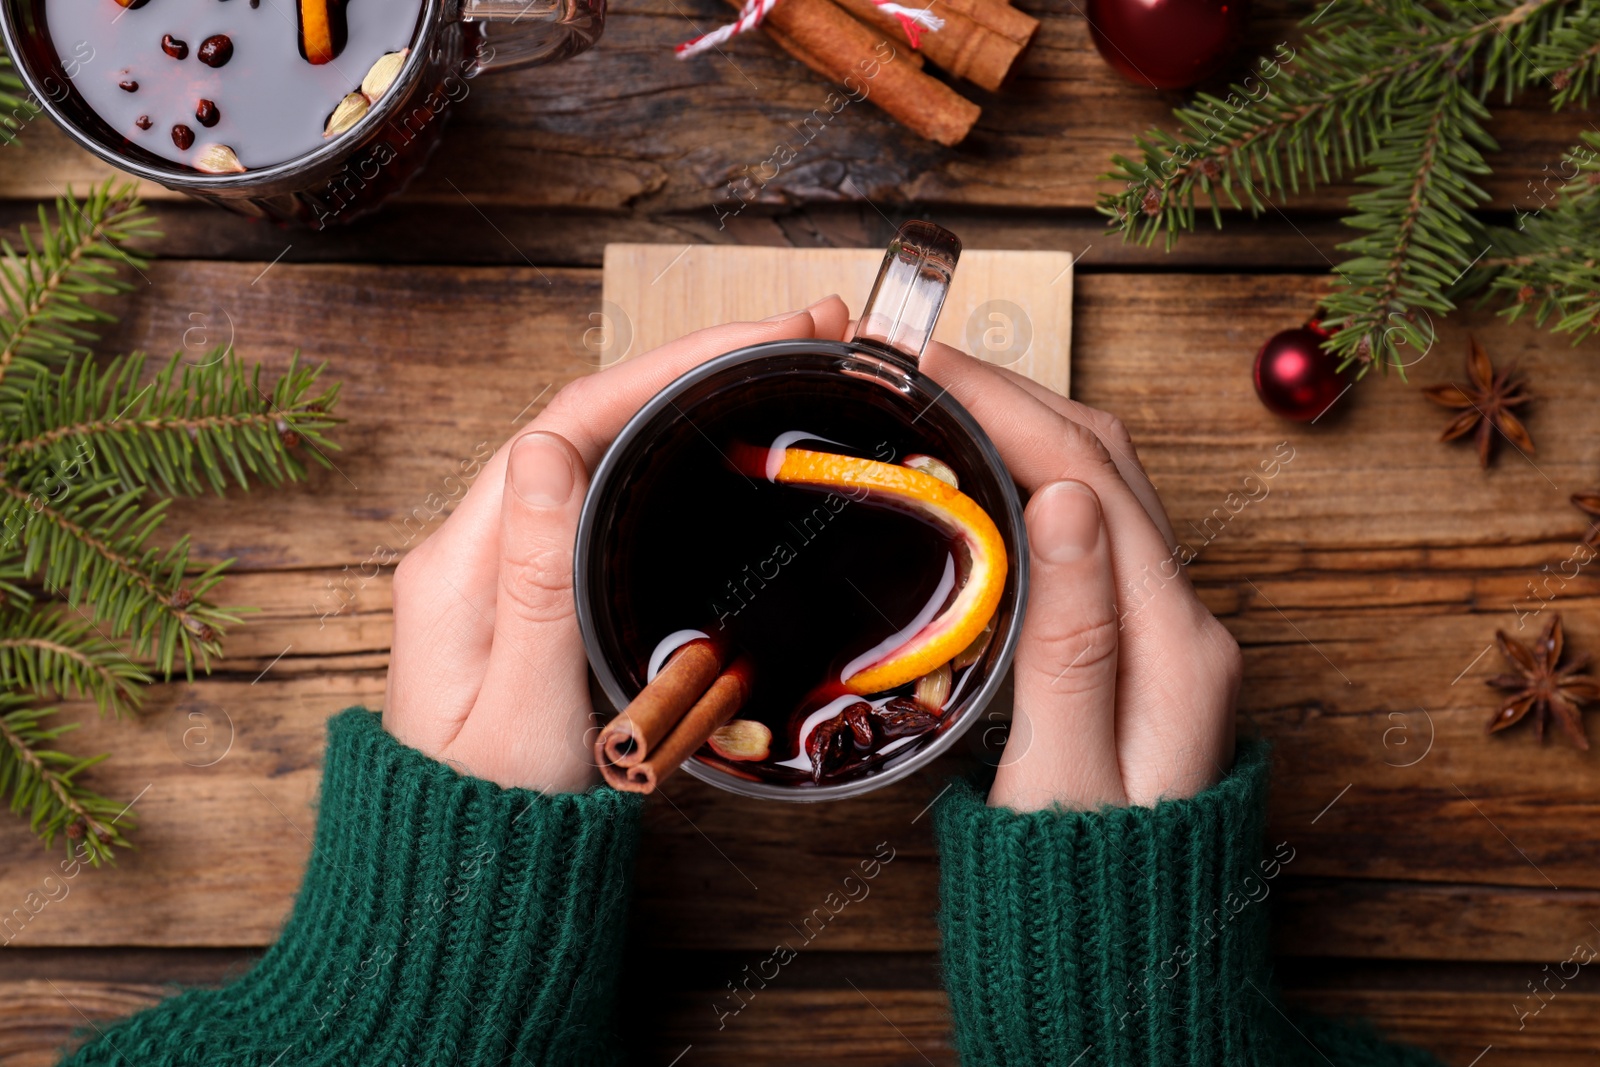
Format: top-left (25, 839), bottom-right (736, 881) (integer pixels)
top-left (806, 293), bottom-right (841, 311)
top-left (760, 308), bottom-right (810, 324)
top-left (1030, 480), bottom-right (1101, 563)
top-left (511, 432), bottom-right (575, 508)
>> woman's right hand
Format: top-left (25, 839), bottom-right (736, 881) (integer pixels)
top-left (918, 343), bottom-right (1244, 812)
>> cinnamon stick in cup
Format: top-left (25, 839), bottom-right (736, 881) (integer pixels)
top-left (600, 658), bottom-right (755, 793)
top-left (596, 638), bottom-right (725, 773)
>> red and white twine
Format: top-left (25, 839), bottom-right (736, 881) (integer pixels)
top-left (675, 0), bottom-right (944, 59)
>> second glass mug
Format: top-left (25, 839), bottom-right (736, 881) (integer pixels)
top-left (0, 0), bottom-right (602, 227)
top-left (574, 221), bottom-right (1033, 801)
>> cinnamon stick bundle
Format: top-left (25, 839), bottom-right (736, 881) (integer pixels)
top-left (729, 0), bottom-right (980, 146)
top-left (934, 0), bottom-right (1039, 46)
top-left (829, 0), bottom-right (1036, 92)
top-left (596, 640), bottom-right (753, 793)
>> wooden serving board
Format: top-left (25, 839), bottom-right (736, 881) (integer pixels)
top-left (601, 243), bottom-right (1073, 396)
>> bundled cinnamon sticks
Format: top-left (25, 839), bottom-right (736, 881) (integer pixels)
top-left (595, 639), bottom-right (754, 793)
top-left (727, 0), bottom-right (1038, 144)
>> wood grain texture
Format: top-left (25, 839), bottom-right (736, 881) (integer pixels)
top-left (602, 242), bottom-right (1071, 393)
top-left (0, 0), bottom-right (1579, 215)
top-left (3, 979), bottom-right (1596, 1067)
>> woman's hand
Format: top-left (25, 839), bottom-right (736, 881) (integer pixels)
top-left (917, 342), bottom-right (1242, 811)
top-left (383, 297), bottom-right (851, 793)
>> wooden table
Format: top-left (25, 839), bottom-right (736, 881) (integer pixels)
top-left (2, 1), bottom-right (1598, 1063)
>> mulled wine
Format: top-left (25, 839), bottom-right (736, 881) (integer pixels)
top-left (584, 353), bottom-right (1022, 790)
top-left (42, 0), bottom-right (424, 173)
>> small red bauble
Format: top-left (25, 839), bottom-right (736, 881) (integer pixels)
top-left (1253, 324), bottom-right (1346, 422)
top-left (1085, 0), bottom-right (1249, 90)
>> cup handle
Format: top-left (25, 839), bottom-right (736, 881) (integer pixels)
top-left (458, 0), bottom-right (605, 73)
top-left (852, 221), bottom-right (962, 368)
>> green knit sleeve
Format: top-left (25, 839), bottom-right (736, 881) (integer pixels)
top-left (59, 707), bottom-right (643, 1067)
top-left (934, 743), bottom-right (1438, 1067)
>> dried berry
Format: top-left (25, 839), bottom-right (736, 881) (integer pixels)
top-left (195, 99), bottom-right (219, 127)
top-left (874, 697), bottom-right (940, 740)
top-left (842, 701), bottom-right (875, 747)
top-left (280, 429), bottom-right (302, 447)
top-left (119, 79), bottom-right (138, 92)
top-left (171, 124), bottom-right (195, 150)
top-left (806, 716), bottom-right (854, 783)
top-left (135, 115), bottom-right (153, 130)
top-left (161, 34), bottom-right (189, 59)
top-left (66, 820), bottom-right (85, 840)
top-left (197, 34), bottom-right (233, 67)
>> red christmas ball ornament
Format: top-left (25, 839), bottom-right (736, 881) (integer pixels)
top-left (1252, 322), bottom-right (1347, 422)
top-left (1085, 0), bottom-right (1249, 90)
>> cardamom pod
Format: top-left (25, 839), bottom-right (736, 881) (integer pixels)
top-left (324, 91), bottom-right (369, 138)
top-left (192, 144), bottom-right (246, 174)
top-left (903, 453), bottom-right (959, 488)
top-left (914, 661), bottom-right (953, 710)
top-left (360, 48), bottom-right (409, 101)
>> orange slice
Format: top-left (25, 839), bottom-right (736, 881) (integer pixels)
top-left (760, 447), bottom-right (1007, 695)
top-left (299, 0), bottom-right (337, 64)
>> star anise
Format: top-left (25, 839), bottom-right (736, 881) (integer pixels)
top-left (1486, 615), bottom-right (1600, 749)
top-left (1572, 490), bottom-right (1600, 548)
top-left (1422, 336), bottom-right (1533, 468)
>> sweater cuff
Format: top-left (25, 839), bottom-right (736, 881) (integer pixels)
top-left (264, 708), bottom-right (643, 1065)
top-left (936, 742), bottom-right (1288, 1067)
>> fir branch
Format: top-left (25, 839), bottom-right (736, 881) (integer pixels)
top-left (0, 480), bottom-right (237, 677)
top-left (4, 350), bottom-right (342, 498)
top-left (0, 696), bottom-right (131, 864)
top-left (1318, 83), bottom-right (1494, 370)
top-left (0, 605), bottom-right (149, 716)
top-left (1477, 132), bottom-right (1600, 339)
top-left (1100, 0), bottom-right (1598, 374)
top-left (0, 49), bottom-right (41, 147)
top-left (1100, 0), bottom-right (1575, 245)
top-left (1538, 10), bottom-right (1600, 106)
top-left (0, 183), bottom-right (156, 403)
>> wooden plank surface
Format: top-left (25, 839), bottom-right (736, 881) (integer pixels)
top-left (5, 977), bottom-right (1599, 1067)
top-left (602, 243), bottom-right (1072, 393)
top-left (0, 0), bottom-right (1577, 216)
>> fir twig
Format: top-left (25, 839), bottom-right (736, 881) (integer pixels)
top-left (5, 350), bottom-right (341, 497)
top-left (1478, 131), bottom-right (1600, 340)
top-left (0, 696), bottom-right (132, 864)
top-left (1099, 0), bottom-right (1600, 374)
top-left (0, 49), bottom-right (41, 147)
top-left (1318, 82), bottom-right (1494, 371)
top-left (0, 184), bottom-right (155, 404)
top-left (0, 605), bottom-right (149, 717)
top-left (0, 176), bottom-right (343, 862)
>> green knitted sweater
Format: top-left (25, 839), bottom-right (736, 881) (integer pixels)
top-left (58, 712), bottom-right (1437, 1067)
